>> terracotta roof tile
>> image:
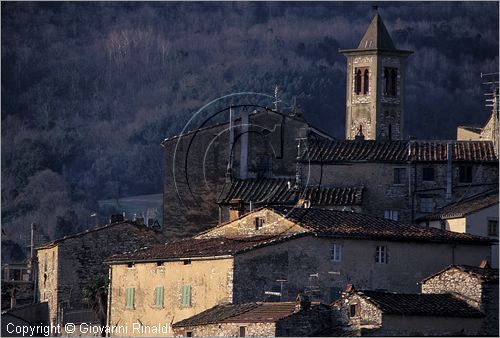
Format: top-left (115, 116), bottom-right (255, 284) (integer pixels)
top-left (172, 302), bottom-right (309, 327)
top-left (107, 207), bottom-right (491, 263)
top-left (300, 140), bottom-right (498, 163)
top-left (270, 207), bottom-right (492, 244)
top-left (356, 290), bottom-right (484, 318)
top-left (218, 178), bottom-right (363, 206)
top-left (106, 234), bottom-right (302, 263)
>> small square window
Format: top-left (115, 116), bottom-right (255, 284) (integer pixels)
top-left (375, 246), bottom-right (387, 264)
top-left (255, 217), bottom-right (265, 230)
top-left (393, 168), bottom-right (406, 185)
top-left (488, 220), bottom-right (498, 236)
top-left (183, 260), bottom-right (191, 265)
top-left (459, 166), bottom-right (473, 183)
top-left (185, 331), bottom-right (193, 337)
top-left (422, 167), bottom-right (435, 181)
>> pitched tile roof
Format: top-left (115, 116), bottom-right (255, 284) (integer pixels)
top-left (355, 290), bottom-right (483, 318)
top-left (422, 264), bottom-right (499, 284)
top-left (270, 207), bottom-right (492, 245)
top-left (36, 221), bottom-right (161, 250)
top-left (300, 139), bottom-right (498, 163)
top-left (416, 189), bottom-right (498, 221)
top-left (107, 207), bottom-right (491, 263)
top-left (106, 234), bottom-right (303, 263)
top-left (218, 178), bottom-right (363, 206)
top-left (161, 109), bottom-right (333, 145)
top-left (173, 302), bottom-right (311, 327)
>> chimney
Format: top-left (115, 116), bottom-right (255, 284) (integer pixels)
top-left (295, 294), bottom-right (311, 312)
top-left (229, 199), bottom-right (246, 221)
top-left (479, 260), bottom-right (491, 269)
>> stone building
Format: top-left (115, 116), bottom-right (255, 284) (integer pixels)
top-left (105, 207), bottom-right (491, 336)
top-left (337, 286), bottom-right (484, 336)
top-left (299, 139), bottom-right (498, 223)
top-left (340, 13), bottom-right (412, 141)
top-left (161, 109), bottom-right (333, 240)
top-left (416, 189), bottom-right (499, 267)
top-left (421, 263), bottom-right (499, 336)
top-left (35, 219), bottom-right (166, 327)
top-left (160, 12), bottom-right (498, 236)
top-left (171, 298), bottom-right (333, 337)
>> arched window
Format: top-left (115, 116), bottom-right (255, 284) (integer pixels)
top-left (363, 69), bottom-right (369, 94)
top-left (355, 70), bottom-right (362, 95)
top-left (390, 69), bottom-right (397, 96)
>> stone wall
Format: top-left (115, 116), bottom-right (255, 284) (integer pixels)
top-left (232, 235), bottom-right (490, 304)
top-left (36, 222), bottom-right (166, 326)
top-left (421, 267), bottom-right (483, 307)
top-left (36, 245), bottom-right (58, 325)
top-left (195, 209), bottom-right (306, 239)
top-left (303, 160), bottom-right (498, 223)
top-left (275, 304), bottom-right (337, 336)
top-left (376, 314), bottom-right (482, 336)
top-left (421, 266), bottom-right (499, 336)
top-left (162, 110), bottom-right (312, 240)
top-left (172, 322), bottom-right (276, 337)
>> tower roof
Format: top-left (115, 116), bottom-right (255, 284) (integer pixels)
top-left (340, 13), bottom-right (412, 56)
top-left (357, 14), bottom-right (395, 50)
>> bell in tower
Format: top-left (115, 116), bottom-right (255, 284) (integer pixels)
top-left (340, 10), bottom-right (413, 140)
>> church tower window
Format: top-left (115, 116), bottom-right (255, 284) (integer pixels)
top-left (384, 67), bottom-right (398, 96)
top-left (355, 67), bottom-right (369, 95)
top-left (355, 69), bottom-right (362, 95)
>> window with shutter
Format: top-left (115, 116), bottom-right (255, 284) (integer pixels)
top-left (125, 288), bottom-right (134, 309)
top-left (154, 286), bottom-right (164, 308)
top-left (182, 285), bottom-right (191, 307)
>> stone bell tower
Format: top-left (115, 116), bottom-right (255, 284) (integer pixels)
top-left (340, 12), bottom-right (412, 140)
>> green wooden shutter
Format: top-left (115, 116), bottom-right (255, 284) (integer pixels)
top-left (126, 288), bottom-right (134, 309)
top-left (182, 285), bottom-right (191, 307)
top-left (155, 287), bottom-right (164, 307)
